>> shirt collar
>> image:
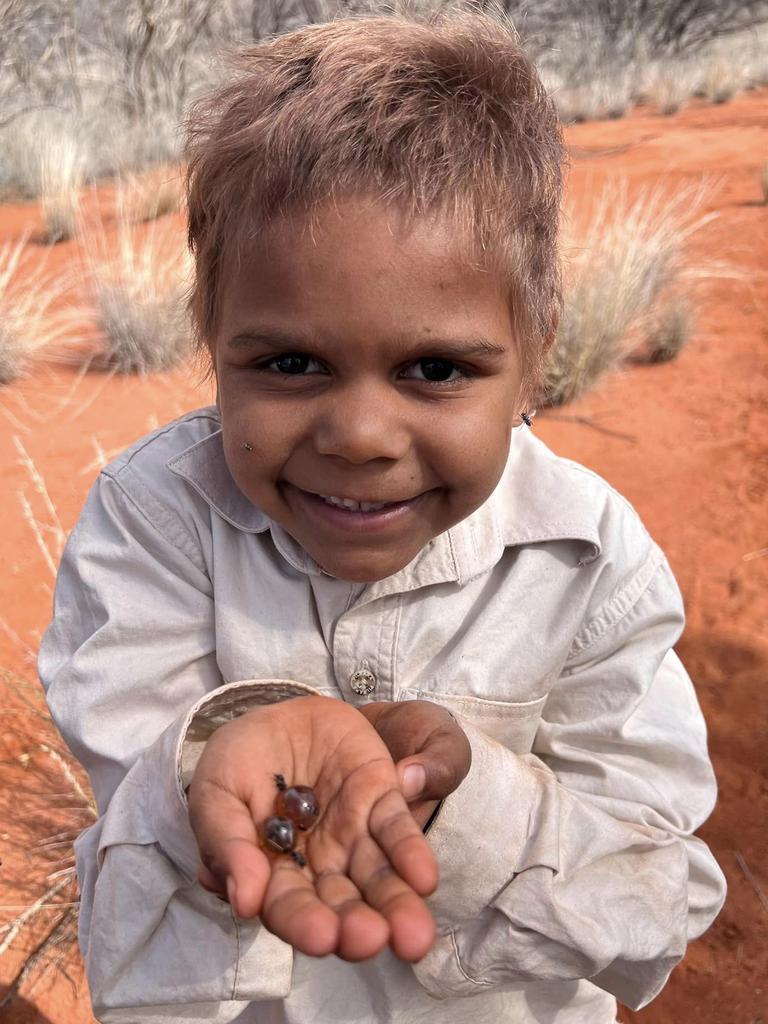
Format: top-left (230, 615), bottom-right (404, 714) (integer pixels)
top-left (167, 415), bottom-right (601, 589)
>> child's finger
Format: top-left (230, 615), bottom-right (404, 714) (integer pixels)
top-left (347, 833), bottom-right (436, 962)
top-left (261, 859), bottom-right (341, 957)
top-left (368, 787), bottom-right (438, 896)
top-left (188, 783), bottom-right (270, 918)
top-left (315, 871), bottom-right (390, 961)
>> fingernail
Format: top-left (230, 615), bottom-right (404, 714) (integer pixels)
top-left (403, 764), bottom-right (426, 800)
top-left (226, 876), bottom-right (238, 914)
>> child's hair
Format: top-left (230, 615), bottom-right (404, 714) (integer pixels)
top-left (185, 8), bottom-right (565, 393)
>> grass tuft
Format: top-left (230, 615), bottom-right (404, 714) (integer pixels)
top-left (0, 237), bottom-right (72, 385)
top-left (541, 182), bottom-right (717, 406)
top-left (0, 670), bottom-right (95, 1009)
top-left (80, 193), bottom-right (192, 374)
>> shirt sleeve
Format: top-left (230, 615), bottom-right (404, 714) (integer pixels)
top-left (38, 473), bottom-right (315, 1021)
top-left (412, 546), bottom-right (726, 1011)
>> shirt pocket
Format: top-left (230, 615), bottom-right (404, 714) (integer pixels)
top-left (399, 688), bottom-right (547, 754)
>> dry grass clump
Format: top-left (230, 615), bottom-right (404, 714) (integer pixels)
top-left (80, 196), bottom-right (192, 374)
top-left (0, 670), bottom-right (96, 1010)
top-left (541, 182), bottom-right (717, 406)
top-left (0, 236), bottom-right (72, 385)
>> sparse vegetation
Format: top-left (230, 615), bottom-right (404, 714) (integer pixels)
top-left (541, 182), bottom-right (717, 405)
top-left (80, 195), bottom-right (192, 373)
top-left (0, 236), bottom-right (72, 384)
top-left (1, 1), bottom-right (767, 198)
top-left (0, 670), bottom-right (95, 1011)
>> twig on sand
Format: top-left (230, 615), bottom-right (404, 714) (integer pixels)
top-left (742, 547), bottom-right (768, 562)
top-left (541, 413), bottom-right (639, 443)
top-left (734, 851), bottom-right (768, 914)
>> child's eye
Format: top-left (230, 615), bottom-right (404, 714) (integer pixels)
top-left (263, 353), bottom-right (326, 375)
top-left (400, 358), bottom-right (465, 383)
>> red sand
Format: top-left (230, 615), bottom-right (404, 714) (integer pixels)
top-left (1, 90), bottom-right (766, 1023)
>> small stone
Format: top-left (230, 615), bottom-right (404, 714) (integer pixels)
top-left (276, 785), bottom-right (320, 830)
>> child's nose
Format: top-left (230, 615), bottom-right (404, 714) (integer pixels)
top-left (312, 382), bottom-right (410, 464)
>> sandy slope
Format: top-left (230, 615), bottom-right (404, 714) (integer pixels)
top-left (1, 89), bottom-right (766, 1023)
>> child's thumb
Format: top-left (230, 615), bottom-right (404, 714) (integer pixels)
top-left (401, 762), bottom-right (427, 800)
top-left (398, 738), bottom-right (471, 803)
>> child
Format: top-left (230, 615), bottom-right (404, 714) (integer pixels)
top-left (39, 10), bottom-right (726, 1024)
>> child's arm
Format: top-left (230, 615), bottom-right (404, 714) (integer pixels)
top-left (402, 548), bottom-right (726, 1011)
top-left (38, 472), bottom-right (308, 1020)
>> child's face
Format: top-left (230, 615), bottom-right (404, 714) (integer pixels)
top-left (214, 197), bottom-right (524, 582)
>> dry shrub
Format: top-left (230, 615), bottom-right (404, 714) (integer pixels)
top-left (545, 15), bottom-right (768, 123)
top-left (541, 182), bottom-right (717, 406)
top-left (0, 670), bottom-right (96, 1010)
top-left (80, 194), bottom-right (192, 373)
top-left (0, 236), bottom-right (72, 385)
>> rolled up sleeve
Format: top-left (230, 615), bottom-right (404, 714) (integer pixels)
top-left (414, 550), bottom-right (726, 1010)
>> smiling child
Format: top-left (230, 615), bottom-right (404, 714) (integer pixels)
top-left (39, 10), bottom-right (725, 1024)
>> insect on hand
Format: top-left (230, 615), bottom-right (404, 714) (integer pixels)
top-left (262, 774), bottom-right (320, 867)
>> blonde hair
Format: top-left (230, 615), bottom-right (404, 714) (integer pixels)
top-left (186, 10), bottom-right (565, 387)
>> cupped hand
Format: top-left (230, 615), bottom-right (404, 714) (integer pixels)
top-left (359, 700), bottom-right (472, 828)
top-left (187, 695), bottom-right (437, 963)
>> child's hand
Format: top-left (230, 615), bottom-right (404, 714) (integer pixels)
top-left (187, 695), bottom-right (437, 963)
top-left (359, 700), bottom-right (472, 828)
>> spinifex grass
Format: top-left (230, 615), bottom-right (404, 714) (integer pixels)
top-left (79, 191), bottom-right (192, 374)
top-left (542, 181), bottom-right (719, 406)
top-left (0, 236), bottom-right (73, 385)
top-left (0, 670), bottom-right (96, 1010)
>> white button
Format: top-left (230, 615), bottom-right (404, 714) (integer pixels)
top-left (350, 666), bottom-right (377, 696)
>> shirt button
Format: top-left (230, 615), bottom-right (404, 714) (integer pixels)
top-left (349, 665), bottom-right (377, 696)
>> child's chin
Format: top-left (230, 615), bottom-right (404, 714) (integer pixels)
top-left (314, 548), bottom-right (414, 583)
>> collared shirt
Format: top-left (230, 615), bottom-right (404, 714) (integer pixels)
top-left (38, 407), bottom-right (726, 1024)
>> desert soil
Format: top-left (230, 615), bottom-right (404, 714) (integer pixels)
top-left (1, 89), bottom-right (766, 1023)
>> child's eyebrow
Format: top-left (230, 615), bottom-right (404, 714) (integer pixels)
top-left (228, 328), bottom-right (508, 360)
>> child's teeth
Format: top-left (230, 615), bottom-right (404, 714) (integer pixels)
top-left (321, 495), bottom-right (389, 512)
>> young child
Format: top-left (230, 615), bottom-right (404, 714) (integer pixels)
top-left (39, 10), bottom-right (726, 1024)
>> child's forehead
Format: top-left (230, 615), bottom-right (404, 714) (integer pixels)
top-left (227, 195), bottom-right (497, 286)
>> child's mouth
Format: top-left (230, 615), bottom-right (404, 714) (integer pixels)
top-left (286, 485), bottom-right (426, 532)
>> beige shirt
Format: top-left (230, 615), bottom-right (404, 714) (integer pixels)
top-left (39, 407), bottom-right (725, 1024)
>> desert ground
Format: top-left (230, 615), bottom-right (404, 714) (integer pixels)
top-left (0, 88), bottom-right (766, 1023)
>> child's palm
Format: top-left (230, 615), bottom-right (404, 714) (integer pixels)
top-left (188, 696), bottom-right (437, 962)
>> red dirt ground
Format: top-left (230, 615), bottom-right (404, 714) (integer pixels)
top-left (1, 89), bottom-right (766, 1023)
